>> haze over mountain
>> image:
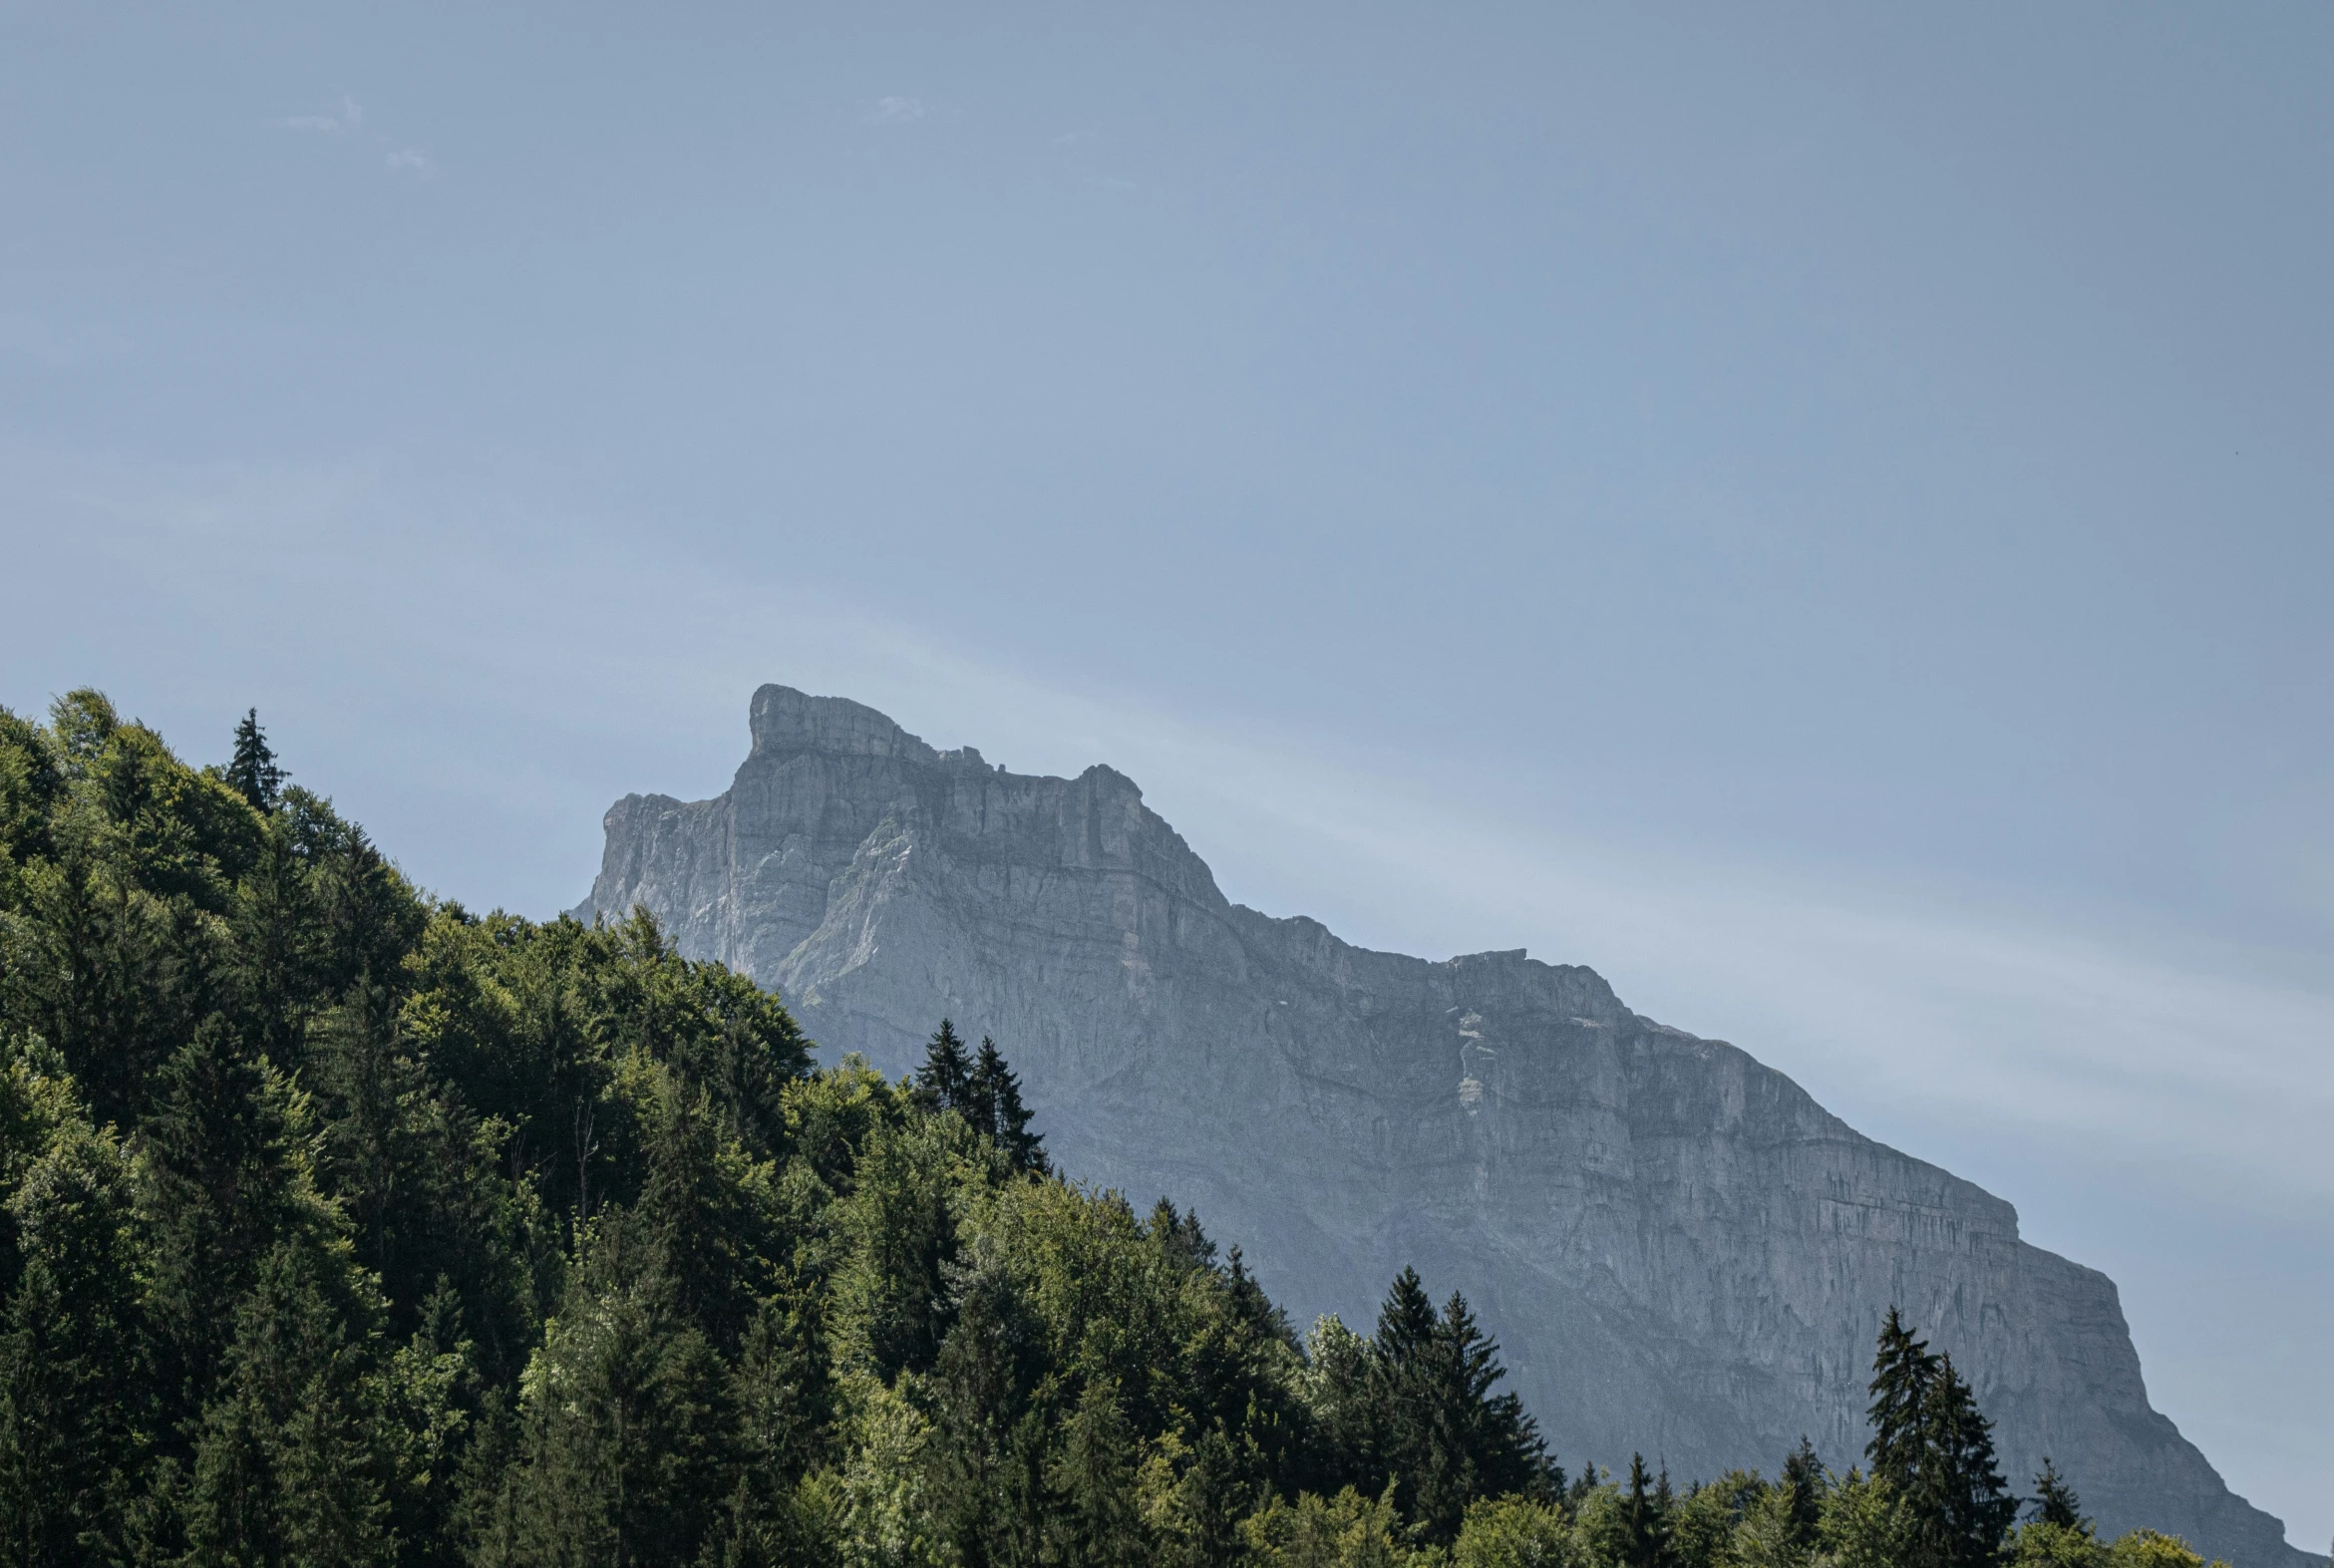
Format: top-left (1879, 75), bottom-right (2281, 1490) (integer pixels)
top-left (579, 685), bottom-right (2313, 1568)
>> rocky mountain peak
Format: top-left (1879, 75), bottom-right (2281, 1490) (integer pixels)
top-left (748, 682), bottom-right (936, 763)
top-left (578, 686), bottom-right (2313, 1568)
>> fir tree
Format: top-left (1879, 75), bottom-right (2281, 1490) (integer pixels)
top-left (1365, 1269), bottom-right (1551, 1542)
top-left (1148, 1198), bottom-right (1217, 1272)
top-left (912, 1018), bottom-right (973, 1113)
top-left (1917, 1355), bottom-right (2016, 1568)
top-left (226, 709), bottom-right (286, 812)
top-left (966, 1035), bottom-right (1048, 1175)
top-left (1621, 1452), bottom-right (1669, 1568)
top-left (1863, 1314), bottom-right (2015, 1568)
top-left (138, 1017), bottom-right (313, 1431)
top-left (1049, 1380), bottom-right (1149, 1567)
top-left (1866, 1306), bottom-right (1938, 1491)
top-left (1782, 1434), bottom-right (1826, 1550)
top-left (2032, 1458), bottom-right (2084, 1530)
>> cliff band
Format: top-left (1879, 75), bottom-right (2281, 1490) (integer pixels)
top-left (575, 685), bottom-right (2306, 1567)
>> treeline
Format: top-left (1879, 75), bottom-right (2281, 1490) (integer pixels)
top-left (0, 695), bottom-right (2230, 1568)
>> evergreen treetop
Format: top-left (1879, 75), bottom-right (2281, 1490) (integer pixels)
top-left (227, 707), bottom-right (286, 811)
top-left (912, 1017), bottom-right (973, 1112)
top-left (2034, 1457), bottom-right (2087, 1531)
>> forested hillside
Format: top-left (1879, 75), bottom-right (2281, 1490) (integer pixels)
top-left (0, 694), bottom-right (2231, 1567)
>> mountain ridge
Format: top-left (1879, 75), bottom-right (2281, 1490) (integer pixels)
top-left (576, 683), bottom-right (2310, 1568)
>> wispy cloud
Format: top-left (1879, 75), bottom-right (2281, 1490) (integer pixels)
top-left (273, 93), bottom-right (365, 135)
top-left (864, 95), bottom-right (930, 124)
top-left (5, 450), bottom-right (2326, 1544)
top-left (271, 94), bottom-right (430, 175)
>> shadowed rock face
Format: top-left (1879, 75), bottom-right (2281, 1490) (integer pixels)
top-left (577, 684), bottom-right (2309, 1567)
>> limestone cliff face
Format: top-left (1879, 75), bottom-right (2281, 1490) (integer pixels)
top-left (576, 685), bottom-right (2307, 1567)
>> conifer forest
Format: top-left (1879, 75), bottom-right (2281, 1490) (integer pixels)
top-left (0, 694), bottom-right (2235, 1566)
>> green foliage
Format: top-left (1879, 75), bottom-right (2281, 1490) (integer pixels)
top-left (1242, 1483), bottom-right (1414, 1567)
top-left (1452, 1494), bottom-right (1573, 1567)
top-left (1864, 1308), bottom-right (2018, 1568)
top-left (2035, 1458), bottom-right (2086, 1531)
top-left (226, 709), bottom-right (286, 812)
top-left (0, 697), bottom-right (2242, 1568)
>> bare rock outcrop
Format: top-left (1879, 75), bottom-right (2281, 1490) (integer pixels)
top-left (575, 684), bottom-right (2309, 1567)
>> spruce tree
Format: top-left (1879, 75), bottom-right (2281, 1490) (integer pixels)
top-left (1621, 1452), bottom-right (1668, 1568)
top-left (1048, 1380), bottom-right (1149, 1567)
top-left (1363, 1270), bottom-right (1549, 1542)
top-left (966, 1035), bottom-right (1049, 1175)
top-left (912, 1019), bottom-right (973, 1113)
top-left (1781, 1434), bottom-right (1826, 1549)
top-left (2032, 1458), bottom-right (2084, 1530)
top-left (1919, 1355), bottom-right (2015, 1568)
top-left (1865, 1306), bottom-right (1938, 1491)
top-left (1148, 1198), bottom-right (1217, 1271)
top-left (226, 709), bottom-right (286, 812)
top-left (139, 1017), bottom-right (311, 1430)
top-left (0, 1111), bottom-right (145, 1566)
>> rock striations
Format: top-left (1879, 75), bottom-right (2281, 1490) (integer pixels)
top-left (576, 685), bottom-right (2308, 1567)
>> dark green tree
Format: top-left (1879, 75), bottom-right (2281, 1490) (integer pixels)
top-left (927, 1237), bottom-right (1049, 1568)
top-left (483, 1213), bottom-right (736, 1568)
top-left (1363, 1267), bottom-right (1551, 1542)
top-left (1866, 1306), bottom-right (1937, 1492)
top-left (1781, 1433), bottom-right (1826, 1550)
top-left (179, 1237), bottom-right (397, 1568)
top-left (226, 709), bottom-right (286, 812)
top-left (138, 1017), bottom-right (313, 1432)
top-left (966, 1034), bottom-right (1048, 1176)
top-left (1864, 1311), bottom-right (2016, 1568)
top-left (2032, 1458), bottom-right (2084, 1530)
top-left (1049, 1379), bottom-right (1149, 1567)
top-left (1915, 1354), bottom-right (2016, 1568)
top-left (0, 1098), bottom-right (145, 1566)
top-left (913, 1018), bottom-right (974, 1113)
top-left (1620, 1452), bottom-right (1669, 1568)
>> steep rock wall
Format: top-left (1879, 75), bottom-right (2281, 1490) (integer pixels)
top-left (575, 685), bottom-right (2308, 1567)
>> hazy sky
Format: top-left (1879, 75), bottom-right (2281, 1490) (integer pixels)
top-left (3, 2), bottom-right (2329, 1545)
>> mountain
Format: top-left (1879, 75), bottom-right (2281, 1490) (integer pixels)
top-left (575, 684), bottom-right (2310, 1567)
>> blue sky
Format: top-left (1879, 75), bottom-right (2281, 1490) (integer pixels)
top-left (3, 3), bottom-right (2329, 1544)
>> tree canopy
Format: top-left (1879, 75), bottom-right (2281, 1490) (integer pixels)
top-left (0, 694), bottom-right (2236, 1568)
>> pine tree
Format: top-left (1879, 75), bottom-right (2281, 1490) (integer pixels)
top-left (1919, 1355), bottom-right (2016, 1568)
top-left (0, 1108), bottom-right (145, 1566)
top-left (138, 1017), bottom-right (312, 1430)
top-left (489, 1213), bottom-right (736, 1568)
top-left (912, 1019), bottom-right (973, 1113)
top-left (966, 1035), bottom-right (1048, 1175)
top-left (226, 709), bottom-right (286, 812)
top-left (1865, 1307), bottom-right (1938, 1491)
top-left (1148, 1198), bottom-right (1217, 1272)
top-left (1621, 1452), bottom-right (1668, 1568)
top-left (1863, 1314), bottom-right (2015, 1568)
top-left (1363, 1270), bottom-right (1550, 1543)
top-left (1782, 1434), bottom-right (1826, 1548)
top-left (2032, 1459), bottom-right (2084, 1530)
top-left (1049, 1380), bottom-right (1149, 1567)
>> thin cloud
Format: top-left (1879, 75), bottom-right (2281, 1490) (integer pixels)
top-left (384, 149), bottom-right (430, 173)
top-left (274, 93), bottom-right (364, 135)
top-left (865, 95), bottom-right (930, 124)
